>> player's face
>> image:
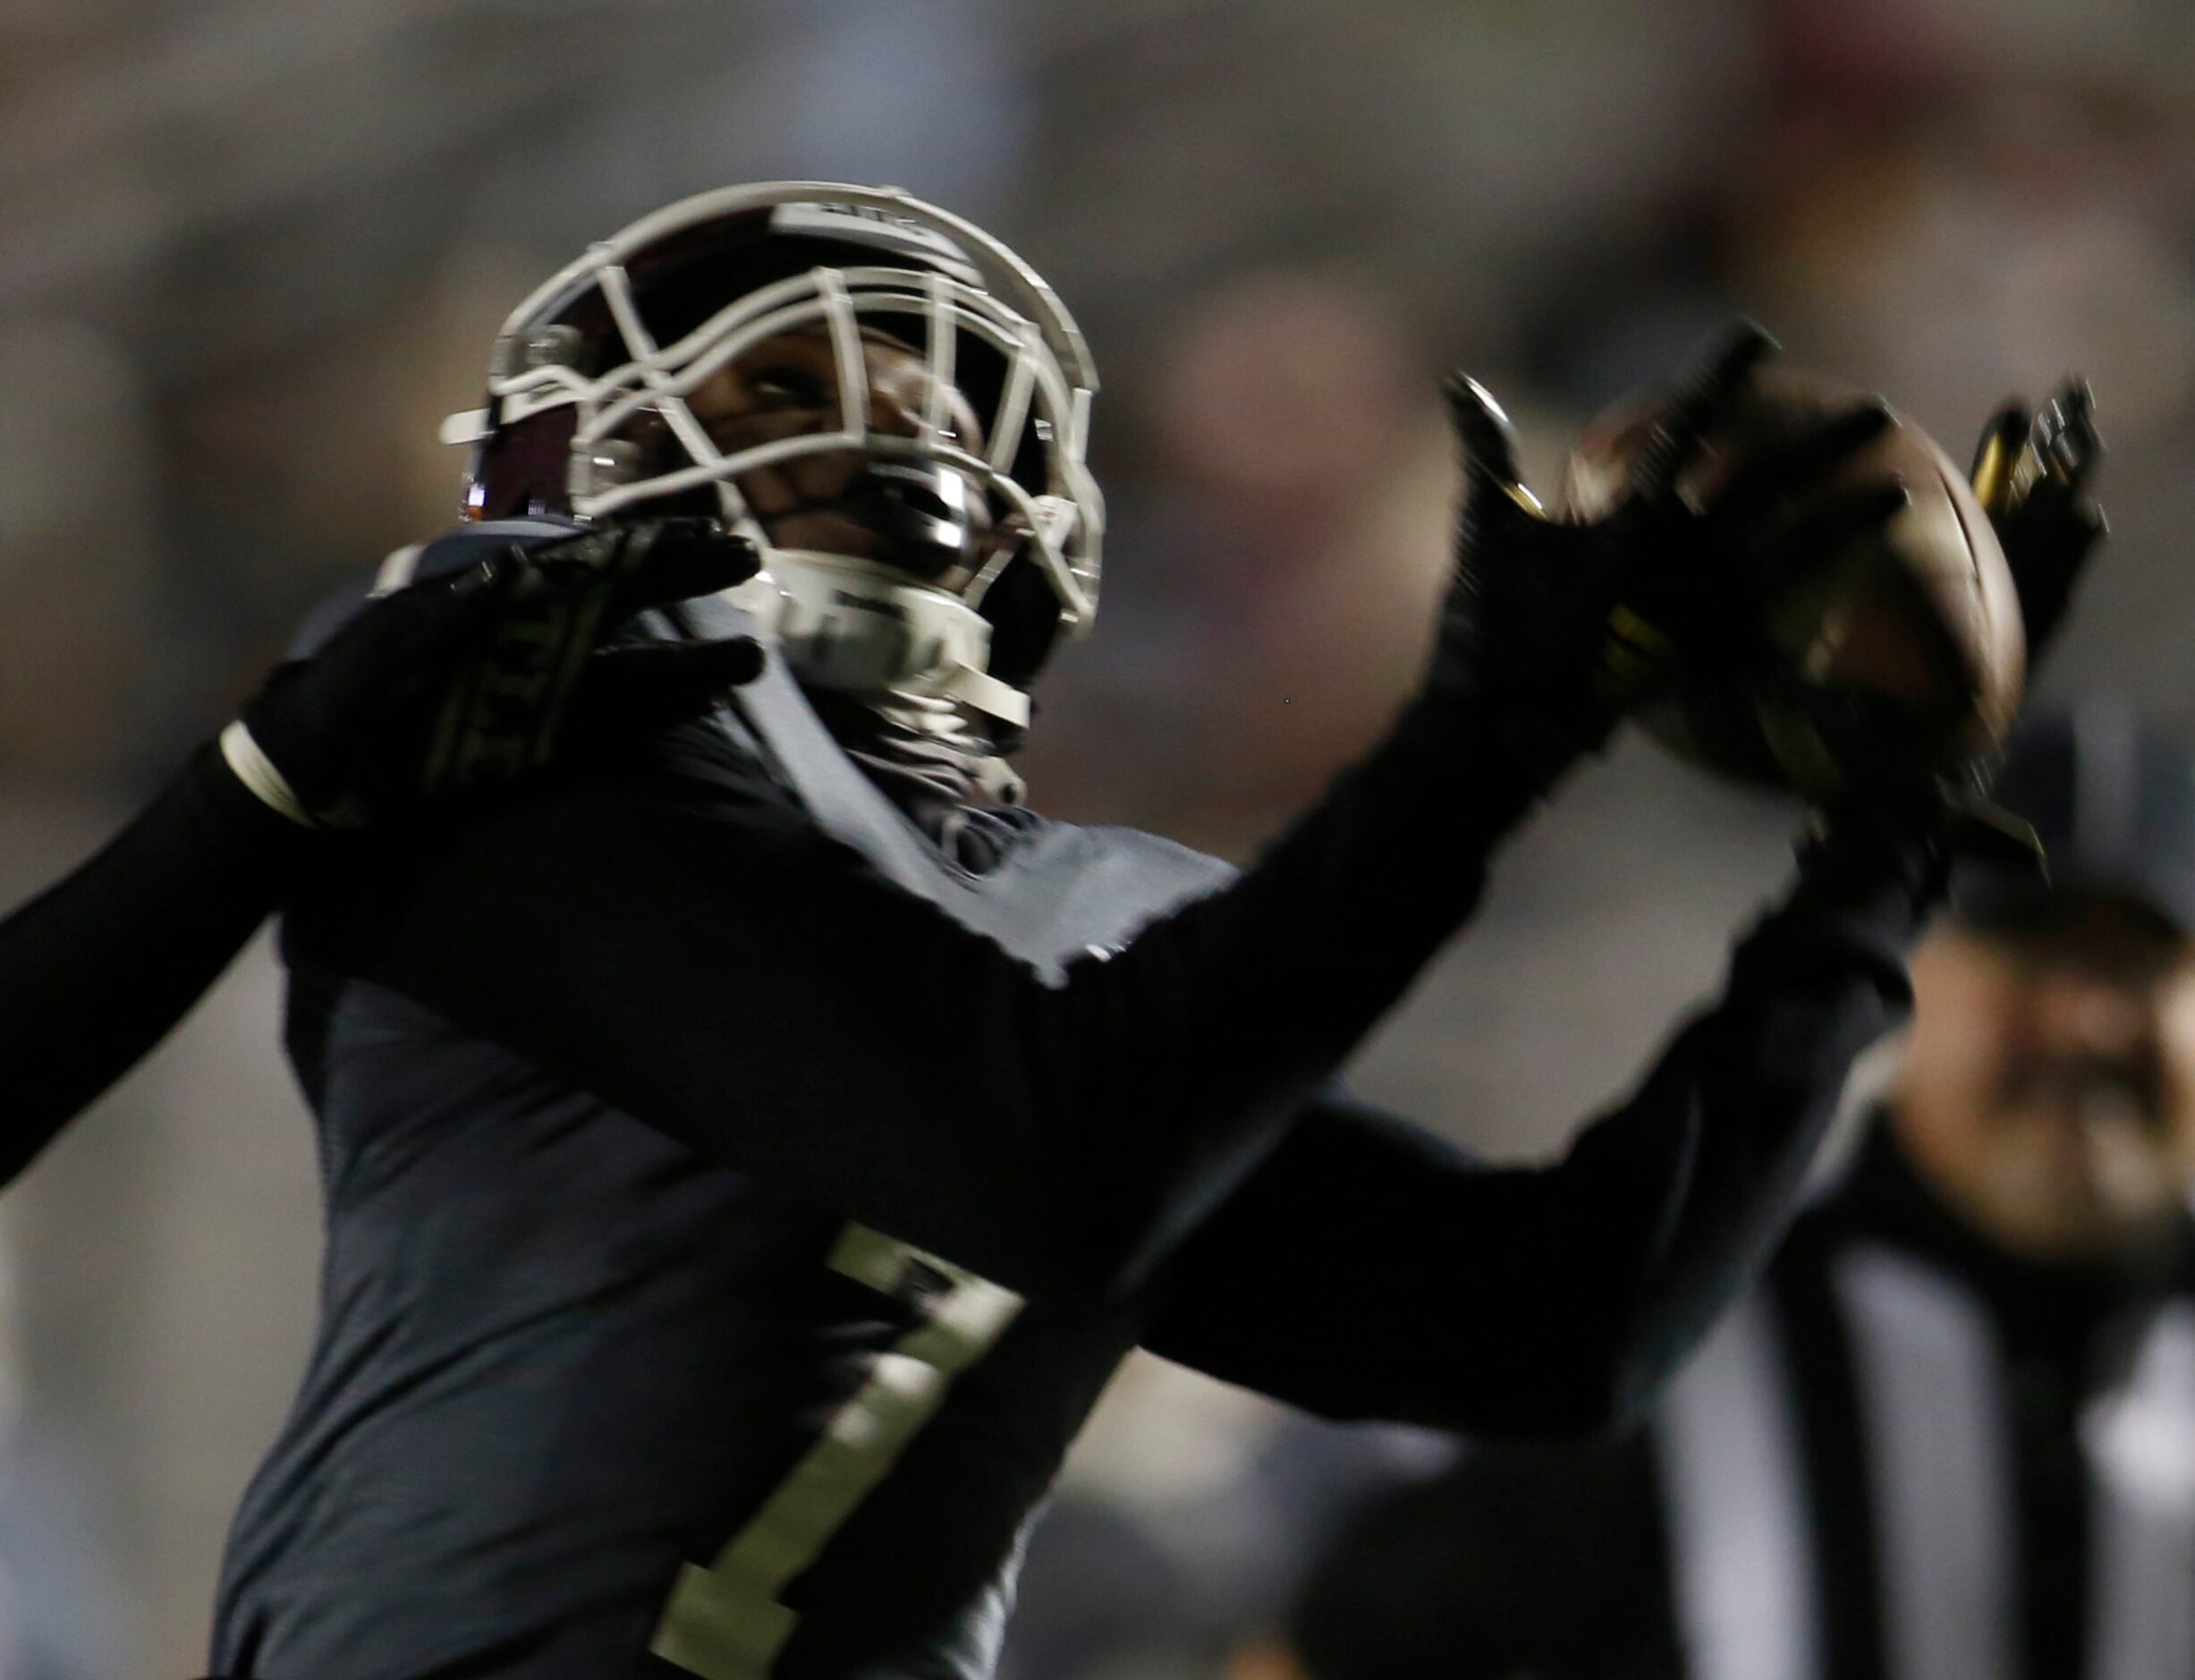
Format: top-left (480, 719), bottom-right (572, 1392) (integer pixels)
top-left (1894, 900), bottom-right (2195, 1261)
top-left (685, 325), bottom-right (992, 581)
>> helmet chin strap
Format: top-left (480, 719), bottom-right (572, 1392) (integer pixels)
top-left (728, 547), bottom-right (1033, 730)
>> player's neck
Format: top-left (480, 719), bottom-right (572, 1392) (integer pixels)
top-left (863, 690), bottom-right (1026, 804)
top-left (805, 684), bottom-right (1032, 871)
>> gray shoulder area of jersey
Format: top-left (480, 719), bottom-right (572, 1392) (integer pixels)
top-left (666, 563), bottom-right (1240, 980)
top-left (290, 521), bottom-right (1238, 980)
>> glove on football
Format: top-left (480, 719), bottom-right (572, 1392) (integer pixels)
top-left (1968, 378), bottom-right (2105, 669)
top-left (230, 519), bottom-right (762, 827)
top-left (1436, 324), bottom-right (1906, 776)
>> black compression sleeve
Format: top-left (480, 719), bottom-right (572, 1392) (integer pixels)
top-left (0, 747), bottom-right (302, 1183)
top-left (1139, 825), bottom-right (1940, 1432)
top-left (293, 690), bottom-right (1564, 1298)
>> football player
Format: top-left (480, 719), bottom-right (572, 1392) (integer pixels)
top-left (0, 521), bottom-right (761, 1183)
top-left (208, 183), bottom-right (2055, 1680)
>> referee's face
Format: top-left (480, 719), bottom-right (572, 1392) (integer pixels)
top-left (1895, 899), bottom-right (2195, 1262)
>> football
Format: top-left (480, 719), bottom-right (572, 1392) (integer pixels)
top-left (1563, 366), bottom-right (2026, 798)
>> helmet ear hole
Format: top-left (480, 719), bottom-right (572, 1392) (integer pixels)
top-left (470, 409), bottom-right (579, 521)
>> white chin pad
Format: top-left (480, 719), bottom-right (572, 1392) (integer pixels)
top-left (735, 550), bottom-right (1030, 728)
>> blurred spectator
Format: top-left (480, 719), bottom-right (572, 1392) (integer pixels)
top-left (0, 1207), bottom-right (126, 1680)
top-left (1002, 1361), bottom-right (1456, 1680)
top-left (1726, 85), bottom-right (2195, 439)
top-left (0, 321), bottom-right (157, 789)
top-left (1263, 701), bottom-right (2195, 1680)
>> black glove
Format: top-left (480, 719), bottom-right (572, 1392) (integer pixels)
top-left (230, 519), bottom-right (762, 827)
top-left (1969, 378), bottom-right (2105, 668)
top-left (1436, 325), bottom-right (1907, 775)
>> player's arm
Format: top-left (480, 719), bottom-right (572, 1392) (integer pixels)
top-left (307, 334), bottom-right (1908, 1300)
top-left (0, 522), bottom-right (757, 1184)
top-left (1137, 818), bottom-right (1940, 1435)
top-left (1133, 384), bottom-right (2109, 1430)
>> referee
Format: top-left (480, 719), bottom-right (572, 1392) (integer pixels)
top-left (1272, 700), bottom-right (2195, 1680)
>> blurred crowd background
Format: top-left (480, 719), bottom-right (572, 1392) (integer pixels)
top-left (2, 0), bottom-right (2194, 1673)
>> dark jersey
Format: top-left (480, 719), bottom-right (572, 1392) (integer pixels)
top-left (210, 522), bottom-right (1940, 1680)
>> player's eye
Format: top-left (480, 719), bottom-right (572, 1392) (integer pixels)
top-left (743, 365), bottom-right (830, 409)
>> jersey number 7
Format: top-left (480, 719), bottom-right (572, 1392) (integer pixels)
top-left (650, 1223), bottom-right (1026, 1679)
